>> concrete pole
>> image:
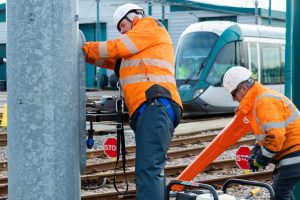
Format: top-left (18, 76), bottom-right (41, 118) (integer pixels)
top-left (254, 0), bottom-right (258, 25)
top-left (291, 0), bottom-right (300, 109)
top-left (268, 0), bottom-right (272, 25)
top-left (95, 0), bottom-right (101, 89)
top-left (286, 0), bottom-right (300, 197)
top-left (285, 0), bottom-right (293, 98)
top-left (148, 0), bottom-right (152, 16)
top-left (96, 0), bottom-right (101, 41)
top-left (78, 31), bottom-right (87, 174)
top-left (7, 0), bottom-right (81, 199)
top-left (162, 0), bottom-right (165, 20)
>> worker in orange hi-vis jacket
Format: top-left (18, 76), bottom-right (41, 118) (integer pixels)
top-left (82, 3), bottom-right (182, 200)
top-left (223, 66), bottom-right (300, 200)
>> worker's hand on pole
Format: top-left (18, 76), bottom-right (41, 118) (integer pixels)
top-left (82, 42), bottom-right (100, 64)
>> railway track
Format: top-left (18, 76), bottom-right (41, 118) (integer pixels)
top-left (83, 137), bottom-right (255, 174)
top-left (0, 134), bottom-right (6, 146)
top-left (0, 133), bottom-right (254, 173)
top-left (78, 123), bottom-right (272, 199)
top-left (0, 134), bottom-right (263, 199)
top-left (0, 116), bottom-right (274, 199)
top-left (0, 116), bottom-right (225, 147)
top-left (0, 159), bottom-right (273, 199)
top-left (81, 157), bottom-right (260, 184)
top-left (80, 171), bottom-right (273, 200)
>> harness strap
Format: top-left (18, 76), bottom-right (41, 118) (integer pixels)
top-left (113, 97), bottom-right (129, 195)
top-left (158, 97), bottom-right (175, 125)
top-left (138, 97), bottom-right (175, 125)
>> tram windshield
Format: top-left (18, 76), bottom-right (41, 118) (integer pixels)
top-left (206, 41), bottom-right (247, 87)
top-left (175, 32), bottom-right (218, 84)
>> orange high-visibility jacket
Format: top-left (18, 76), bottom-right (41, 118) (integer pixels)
top-left (83, 17), bottom-right (182, 116)
top-left (239, 82), bottom-right (300, 161)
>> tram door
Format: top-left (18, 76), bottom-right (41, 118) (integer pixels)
top-left (248, 42), bottom-right (260, 82)
top-left (248, 42), bottom-right (284, 94)
top-left (260, 43), bottom-right (284, 94)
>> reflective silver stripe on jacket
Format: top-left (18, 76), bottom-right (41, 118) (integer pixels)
top-left (276, 156), bottom-right (300, 168)
top-left (120, 34), bottom-right (139, 55)
top-left (99, 42), bottom-right (108, 58)
top-left (143, 58), bottom-right (174, 74)
top-left (121, 59), bottom-right (141, 68)
top-left (261, 146), bottom-right (276, 158)
top-left (255, 134), bottom-right (265, 141)
top-left (120, 58), bottom-right (174, 74)
top-left (254, 93), bottom-right (300, 142)
top-left (120, 74), bottom-right (176, 86)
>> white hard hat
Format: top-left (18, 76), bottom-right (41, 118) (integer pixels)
top-left (223, 66), bottom-right (252, 94)
top-left (113, 3), bottom-right (144, 31)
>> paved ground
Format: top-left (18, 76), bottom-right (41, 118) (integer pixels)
top-left (174, 117), bottom-right (232, 135)
top-left (87, 116), bottom-right (232, 136)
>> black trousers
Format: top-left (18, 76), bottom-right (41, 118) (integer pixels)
top-left (130, 99), bottom-right (181, 200)
top-left (272, 162), bottom-right (300, 200)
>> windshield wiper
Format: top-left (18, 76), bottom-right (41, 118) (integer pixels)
top-left (184, 64), bottom-right (202, 84)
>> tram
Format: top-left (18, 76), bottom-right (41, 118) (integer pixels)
top-left (175, 21), bottom-right (285, 115)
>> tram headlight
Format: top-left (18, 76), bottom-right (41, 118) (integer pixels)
top-left (193, 88), bottom-right (204, 99)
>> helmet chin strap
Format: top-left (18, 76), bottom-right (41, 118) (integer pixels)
top-left (124, 12), bottom-right (143, 31)
top-left (118, 11), bottom-right (144, 33)
top-left (126, 12), bottom-right (143, 23)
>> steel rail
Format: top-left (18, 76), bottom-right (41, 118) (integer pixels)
top-left (83, 137), bottom-right (255, 174)
top-left (0, 137), bottom-right (255, 174)
top-left (0, 156), bottom-right (259, 196)
top-left (0, 132), bottom-right (219, 173)
top-left (81, 156), bottom-right (257, 183)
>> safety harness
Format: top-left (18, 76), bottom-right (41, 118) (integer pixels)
top-left (113, 82), bottom-right (129, 195)
top-left (138, 97), bottom-right (175, 124)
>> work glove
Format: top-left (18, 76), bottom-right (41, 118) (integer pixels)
top-left (248, 153), bottom-right (257, 172)
top-left (255, 146), bottom-right (271, 167)
top-left (248, 143), bottom-right (260, 171)
top-left (248, 159), bottom-right (264, 172)
top-left (82, 42), bottom-right (100, 64)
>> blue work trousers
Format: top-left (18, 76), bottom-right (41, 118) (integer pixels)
top-left (130, 98), bottom-right (181, 200)
top-left (272, 163), bottom-right (300, 200)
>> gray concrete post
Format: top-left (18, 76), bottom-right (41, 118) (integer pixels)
top-left (7, 0), bottom-right (81, 199)
top-left (78, 30), bottom-right (86, 173)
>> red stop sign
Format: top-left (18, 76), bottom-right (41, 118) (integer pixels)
top-left (103, 137), bottom-right (117, 158)
top-left (235, 146), bottom-right (251, 170)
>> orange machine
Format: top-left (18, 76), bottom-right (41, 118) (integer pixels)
top-left (172, 111), bottom-right (253, 191)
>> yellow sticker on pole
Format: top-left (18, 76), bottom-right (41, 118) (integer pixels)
top-left (1, 103), bottom-right (7, 128)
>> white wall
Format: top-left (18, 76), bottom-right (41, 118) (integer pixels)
top-left (238, 15), bottom-right (257, 24)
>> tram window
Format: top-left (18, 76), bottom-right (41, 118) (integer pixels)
top-left (206, 42), bottom-right (237, 86)
top-left (175, 32), bottom-right (218, 81)
top-left (250, 43), bottom-right (259, 80)
top-left (261, 44), bottom-right (282, 84)
top-left (238, 42), bottom-right (248, 68)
